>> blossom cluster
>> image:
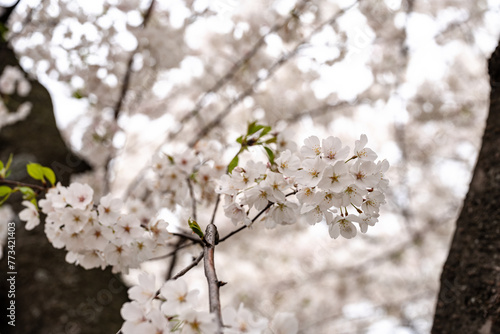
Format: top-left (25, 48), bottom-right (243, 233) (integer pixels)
top-left (20, 182), bottom-right (173, 273)
top-left (217, 134), bottom-right (389, 239)
top-left (121, 272), bottom-right (298, 334)
top-left (147, 144), bottom-right (225, 211)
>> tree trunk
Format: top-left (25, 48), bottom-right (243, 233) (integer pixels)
top-left (0, 37), bottom-right (128, 333)
top-left (431, 41), bottom-right (500, 333)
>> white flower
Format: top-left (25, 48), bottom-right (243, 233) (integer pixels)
top-left (173, 150), bottom-right (199, 173)
top-left (148, 218), bottom-right (172, 242)
top-left (98, 194), bottom-right (123, 226)
top-left (322, 136), bottom-right (349, 161)
top-left (301, 202), bottom-right (334, 225)
top-left (244, 185), bottom-right (271, 211)
top-left (339, 184), bottom-right (368, 207)
top-left (223, 200), bottom-right (251, 226)
top-left (222, 303), bottom-right (268, 333)
top-left (39, 183), bottom-right (66, 210)
top-left (160, 279), bottom-right (199, 315)
top-left (128, 272), bottom-right (157, 304)
top-left (78, 250), bottom-right (107, 270)
top-left (217, 174), bottom-right (243, 196)
top-left (60, 208), bottom-right (89, 233)
top-left (300, 136), bottom-right (322, 158)
top-left (276, 130), bottom-right (297, 152)
top-left (178, 309), bottom-right (217, 334)
top-left (120, 301), bottom-right (155, 334)
top-left (147, 308), bottom-right (173, 333)
top-left (275, 149), bottom-right (300, 176)
top-left (358, 213), bottom-right (379, 233)
top-left (104, 241), bottom-right (132, 268)
top-left (268, 200), bottom-right (298, 226)
top-left (353, 134), bottom-right (377, 161)
top-left (317, 160), bottom-right (352, 192)
top-left (19, 201), bottom-right (40, 230)
top-left (115, 215), bottom-right (144, 244)
top-left (244, 160), bottom-right (267, 182)
top-left (374, 159), bottom-right (390, 190)
top-left (350, 160), bottom-right (378, 188)
top-left (262, 172), bottom-right (287, 203)
top-left (318, 191), bottom-right (342, 210)
top-left (65, 183), bottom-right (94, 210)
top-left (328, 215), bottom-right (362, 239)
top-left (296, 186), bottom-right (316, 205)
top-left (295, 156), bottom-right (326, 187)
top-left (362, 190), bottom-right (385, 215)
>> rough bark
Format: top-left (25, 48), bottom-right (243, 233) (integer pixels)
top-left (431, 41), bottom-right (500, 333)
top-left (0, 36), bottom-right (128, 333)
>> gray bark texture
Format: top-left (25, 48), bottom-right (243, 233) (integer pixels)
top-left (0, 35), bottom-right (128, 334)
top-left (431, 40), bottom-right (500, 333)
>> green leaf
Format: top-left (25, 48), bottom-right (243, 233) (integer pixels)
top-left (0, 186), bottom-right (12, 197)
top-left (259, 125), bottom-right (272, 138)
top-left (227, 155), bottom-right (239, 174)
top-left (236, 135), bottom-right (244, 144)
top-left (0, 153), bottom-right (13, 178)
top-left (26, 163), bottom-right (45, 182)
top-left (264, 137), bottom-right (277, 144)
top-left (72, 90), bottom-right (84, 99)
top-left (0, 193), bottom-right (10, 206)
top-left (264, 146), bottom-right (275, 165)
top-left (17, 186), bottom-right (36, 201)
top-left (42, 167), bottom-right (56, 186)
top-left (247, 122), bottom-right (265, 136)
top-left (188, 218), bottom-right (204, 240)
top-left (6, 154), bottom-right (13, 171)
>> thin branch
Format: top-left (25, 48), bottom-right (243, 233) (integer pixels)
top-left (172, 232), bottom-right (204, 244)
top-left (219, 201), bottom-right (273, 243)
top-left (113, 0), bottom-right (156, 120)
top-left (219, 191), bottom-right (297, 243)
top-left (186, 177), bottom-right (198, 222)
top-left (103, 0), bottom-right (156, 194)
top-left (203, 223), bottom-right (223, 333)
top-left (147, 240), bottom-right (198, 261)
top-left (172, 250), bottom-right (204, 280)
top-left (165, 237), bottom-right (187, 280)
top-left (210, 194), bottom-right (221, 225)
top-left (284, 100), bottom-right (356, 123)
top-left (0, 179), bottom-right (47, 192)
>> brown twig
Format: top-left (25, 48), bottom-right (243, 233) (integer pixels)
top-left (203, 223), bottom-right (223, 333)
top-left (165, 237), bottom-right (187, 280)
top-left (186, 177), bottom-right (198, 222)
top-left (172, 250), bottom-right (204, 280)
top-left (171, 232), bottom-right (204, 244)
top-left (219, 200), bottom-right (273, 243)
top-left (0, 179), bottom-right (47, 193)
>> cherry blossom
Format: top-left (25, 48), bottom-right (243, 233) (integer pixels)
top-left (222, 303), bottom-right (268, 333)
top-left (18, 200), bottom-right (40, 230)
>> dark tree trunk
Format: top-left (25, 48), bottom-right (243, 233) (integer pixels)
top-left (0, 35), bottom-right (128, 333)
top-left (431, 41), bottom-right (500, 333)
